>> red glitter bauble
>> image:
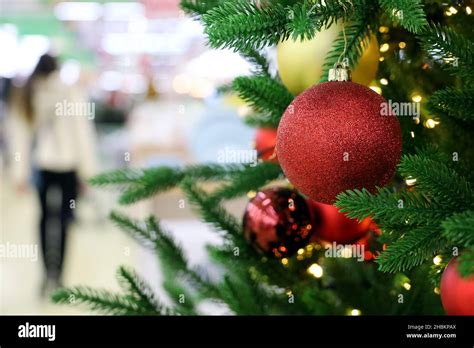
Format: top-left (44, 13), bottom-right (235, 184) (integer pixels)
top-left (440, 258), bottom-right (474, 315)
top-left (243, 187), bottom-right (312, 258)
top-left (255, 128), bottom-right (278, 161)
top-left (276, 81), bottom-right (402, 203)
top-left (309, 200), bottom-right (374, 244)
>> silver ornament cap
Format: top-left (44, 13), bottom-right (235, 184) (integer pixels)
top-left (328, 61), bottom-right (352, 82)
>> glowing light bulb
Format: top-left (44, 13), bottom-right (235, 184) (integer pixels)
top-left (350, 309), bottom-right (361, 316)
top-left (379, 43), bottom-right (390, 53)
top-left (380, 78), bottom-right (389, 85)
top-left (398, 42), bottom-right (406, 49)
top-left (433, 255), bottom-right (443, 265)
top-left (403, 282), bottom-right (412, 290)
top-left (172, 74), bottom-right (192, 94)
top-left (424, 119), bottom-right (440, 129)
top-left (307, 263), bottom-right (323, 278)
top-left (448, 6), bottom-right (458, 14)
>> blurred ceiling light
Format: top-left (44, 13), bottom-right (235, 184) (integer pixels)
top-left (60, 60), bottom-right (81, 85)
top-left (128, 19), bottom-right (148, 33)
top-left (190, 78), bottom-right (214, 99)
top-left (17, 36), bottom-right (51, 76)
top-left (237, 105), bottom-right (252, 117)
top-left (122, 73), bottom-right (148, 94)
top-left (173, 74), bottom-right (192, 94)
top-left (103, 2), bottom-right (145, 20)
top-left (185, 50), bottom-right (251, 80)
top-left (0, 25), bottom-right (18, 78)
top-left (55, 2), bottom-right (103, 21)
top-left (99, 71), bottom-right (123, 91)
top-left (102, 33), bottom-right (188, 55)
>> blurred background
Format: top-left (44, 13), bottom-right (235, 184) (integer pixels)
top-left (0, 0), bottom-right (261, 314)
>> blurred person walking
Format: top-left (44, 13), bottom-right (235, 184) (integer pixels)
top-left (7, 54), bottom-right (97, 296)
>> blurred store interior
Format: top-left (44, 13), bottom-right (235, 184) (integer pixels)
top-left (0, 0), bottom-right (262, 314)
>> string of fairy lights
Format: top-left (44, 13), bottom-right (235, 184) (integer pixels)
top-left (371, 3), bottom-right (471, 132)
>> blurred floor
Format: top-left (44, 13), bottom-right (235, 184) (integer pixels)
top-left (0, 177), bottom-right (138, 314)
top-left (0, 173), bottom-right (230, 314)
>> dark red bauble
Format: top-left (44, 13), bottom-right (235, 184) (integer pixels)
top-left (440, 258), bottom-right (474, 315)
top-left (243, 187), bottom-right (313, 258)
top-left (276, 81), bottom-right (402, 203)
top-left (255, 128), bottom-right (278, 162)
top-left (309, 200), bottom-right (374, 244)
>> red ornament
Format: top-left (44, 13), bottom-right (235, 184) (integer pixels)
top-left (440, 258), bottom-right (474, 315)
top-left (309, 200), bottom-right (376, 244)
top-left (276, 81), bottom-right (402, 203)
top-left (255, 128), bottom-right (278, 161)
top-left (353, 229), bottom-right (384, 261)
top-left (243, 187), bottom-right (312, 258)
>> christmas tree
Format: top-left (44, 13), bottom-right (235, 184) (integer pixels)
top-left (53, 0), bottom-right (474, 316)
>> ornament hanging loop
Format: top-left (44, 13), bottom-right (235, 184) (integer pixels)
top-left (328, 61), bottom-right (352, 82)
top-left (328, 24), bottom-right (352, 82)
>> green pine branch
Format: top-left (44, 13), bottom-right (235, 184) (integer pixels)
top-left (286, 0), bottom-right (319, 40)
top-left (180, 179), bottom-right (242, 241)
top-left (180, 0), bottom-right (223, 17)
top-left (398, 154), bottom-right (473, 211)
top-left (457, 247), bottom-right (474, 277)
top-left (232, 75), bottom-right (294, 123)
top-left (52, 286), bottom-right (169, 315)
top-left (337, 149), bottom-right (474, 275)
top-left (441, 211), bottom-right (474, 247)
top-left (162, 280), bottom-right (197, 314)
top-left (219, 273), bottom-right (269, 315)
top-left (203, 0), bottom-right (358, 52)
top-left (376, 226), bottom-right (446, 273)
top-left (244, 113), bottom-right (279, 129)
top-left (90, 164), bottom-right (243, 205)
top-left (240, 47), bottom-right (271, 76)
top-left (335, 188), bottom-right (447, 228)
top-left (418, 24), bottom-right (474, 68)
top-left (203, 0), bottom-right (290, 51)
top-left (89, 168), bottom-right (144, 187)
top-left (116, 266), bottom-right (163, 314)
top-left (210, 161), bottom-right (282, 202)
top-left (109, 211), bottom-right (188, 272)
top-left (378, 0), bottom-right (427, 33)
top-left (109, 211), bottom-right (219, 298)
top-left (287, 0), bottom-right (360, 41)
top-left (427, 86), bottom-right (474, 122)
